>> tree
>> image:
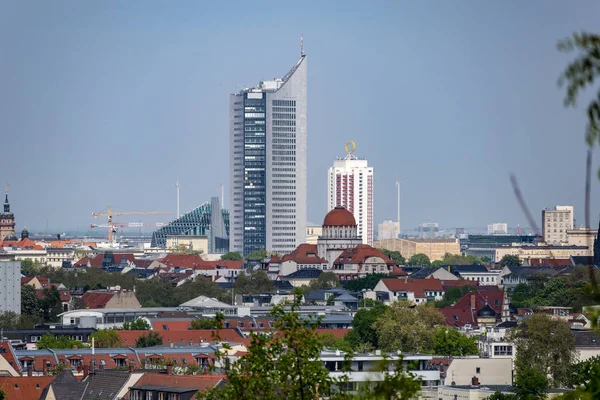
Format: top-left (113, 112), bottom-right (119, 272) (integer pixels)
top-left (302, 271), bottom-right (340, 294)
top-left (190, 318), bottom-right (221, 330)
top-left (21, 285), bottom-right (41, 317)
top-left (0, 311), bottom-right (40, 330)
top-left (508, 314), bottom-right (577, 386)
top-left (171, 244), bottom-right (204, 257)
top-left (135, 278), bottom-right (178, 307)
top-left (500, 255), bottom-right (521, 267)
top-left (220, 252), bottom-right (243, 261)
top-left (0, 388), bottom-right (5, 400)
top-left (175, 277), bottom-right (229, 304)
top-left (432, 327), bottom-right (479, 356)
top-left (408, 253), bottom-right (430, 266)
top-left (36, 333), bottom-right (84, 349)
top-left (89, 329), bottom-right (122, 348)
top-left (343, 273), bottom-right (390, 292)
top-left (122, 318), bottom-right (151, 330)
top-left (514, 367), bottom-right (549, 400)
top-left (20, 258), bottom-right (41, 276)
top-left (480, 256), bottom-right (493, 264)
top-left (558, 32), bottom-right (600, 149)
top-left (378, 249), bottom-right (406, 265)
top-left (440, 254), bottom-right (482, 265)
top-left (39, 286), bottom-right (63, 322)
top-left (373, 302), bottom-right (445, 352)
top-left (233, 270), bottom-right (274, 294)
top-left (136, 331), bottom-right (163, 347)
top-left (344, 303), bottom-right (388, 350)
top-left (246, 249), bottom-right (268, 260)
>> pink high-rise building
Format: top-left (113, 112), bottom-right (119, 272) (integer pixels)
top-left (327, 146), bottom-right (374, 245)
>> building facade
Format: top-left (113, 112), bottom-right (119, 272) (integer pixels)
top-left (487, 223), bottom-right (508, 235)
top-left (374, 238), bottom-right (461, 262)
top-left (377, 220), bottom-right (399, 241)
top-left (230, 53), bottom-right (307, 255)
top-left (542, 205), bottom-right (574, 244)
top-left (0, 261), bottom-right (21, 314)
top-left (0, 189), bottom-right (16, 241)
top-left (327, 148), bottom-right (374, 245)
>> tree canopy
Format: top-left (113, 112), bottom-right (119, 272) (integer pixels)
top-left (500, 254), bottom-right (521, 267)
top-left (407, 253), bottom-right (431, 266)
top-left (344, 302), bottom-right (388, 350)
top-left (246, 249), bottom-right (269, 260)
top-left (89, 329), bottom-right (122, 348)
top-left (36, 333), bottom-right (84, 350)
top-left (122, 318), bottom-right (151, 330)
top-left (190, 318), bottom-right (222, 330)
top-left (233, 270), bottom-right (274, 294)
top-left (343, 273), bottom-right (391, 292)
top-left (432, 327), bottom-right (479, 356)
top-left (377, 249), bottom-right (406, 265)
top-left (136, 331), bottom-right (163, 348)
top-left (220, 252), bottom-right (243, 261)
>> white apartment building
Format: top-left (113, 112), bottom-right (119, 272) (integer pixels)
top-left (377, 220), bottom-right (399, 241)
top-left (0, 261), bottom-right (21, 314)
top-left (542, 205), bottom-right (574, 244)
top-left (487, 222), bottom-right (508, 235)
top-left (327, 150), bottom-right (374, 245)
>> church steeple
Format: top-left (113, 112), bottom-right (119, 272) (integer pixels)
top-left (594, 215), bottom-right (600, 267)
top-left (4, 184), bottom-right (9, 213)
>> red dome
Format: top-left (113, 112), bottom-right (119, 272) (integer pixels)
top-left (323, 206), bottom-right (356, 227)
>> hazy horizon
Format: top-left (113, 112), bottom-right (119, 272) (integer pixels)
top-left (3, 1), bottom-right (600, 234)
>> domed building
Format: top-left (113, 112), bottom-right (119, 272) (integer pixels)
top-left (317, 206), bottom-right (364, 265)
top-left (0, 188), bottom-right (16, 241)
top-left (476, 303), bottom-right (497, 327)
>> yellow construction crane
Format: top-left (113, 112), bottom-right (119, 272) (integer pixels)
top-left (91, 205), bottom-right (169, 244)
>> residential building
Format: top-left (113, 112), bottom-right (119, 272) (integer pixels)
top-left (440, 287), bottom-right (507, 328)
top-left (80, 290), bottom-right (141, 310)
top-left (129, 374), bottom-right (224, 400)
top-left (567, 227), bottom-right (597, 247)
top-left (374, 238), bottom-right (460, 262)
top-left (229, 51), bottom-right (307, 256)
top-left (487, 223), bottom-right (508, 235)
top-left (493, 244), bottom-right (591, 263)
top-left (542, 205), bottom-right (574, 244)
top-left (373, 278), bottom-right (445, 304)
top-left (442, 358), bottom-right (513, 386)
top-left (327, 146), bottom-right (374, 245)
top-left (151, 200), bottom-right (230, 252)
top-left (0, 261), bottom-right (21, 314)
top-left (377, 220), bottom-right (399, 241)
top-left (408, 267), bottom-right (458, 281)
top-left (476, 322), bottom-right (516, 360)
top-left (450, 265), bottom-right (500, 285)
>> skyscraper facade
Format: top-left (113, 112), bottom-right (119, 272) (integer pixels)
top-left (327, 148), bottom-right (374, 245)
top-left (229, 54), bottom-right (307, 255)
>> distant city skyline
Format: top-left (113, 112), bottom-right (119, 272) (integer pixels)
top-left (3, 1), bottom-right (600, 233)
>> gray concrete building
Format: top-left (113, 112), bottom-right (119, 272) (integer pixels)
top-left (0, 261), bottom-right (21, 314)
top-left (229, 51), bottom-right (307, 255)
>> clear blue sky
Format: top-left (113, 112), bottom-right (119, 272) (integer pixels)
top-left (2, 0), bottom-right (600, 233)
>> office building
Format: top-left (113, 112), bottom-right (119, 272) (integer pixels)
top-left (487, 222), bottom-right (508, 235)
top-left (378, 220), bottom-right (399, 241)
top-left (0, 261), bottom-right (21, 314)
top-left (230, 51), bottom-right (307, 255)
top-left (327, 144), bottom-right (374, 245)
top-left (542, 205), bottom-right (574, 244)
top-left (419, 222), bottom-right (439, 239)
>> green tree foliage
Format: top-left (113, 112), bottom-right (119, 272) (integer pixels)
top-left (558, 32), bottom-right (600, 148)
top-left (508, 313), bottom-right (576, 387)
top-left (134, 278), bottom-right (178, 307)
top-left (175, 277), bottom-right (230, 305)
top-left (301, 272), bottom-right (341, 295)
top-left (408, 253), bottom-right (431, 266)
top-left (500, 255), bottom-right (522, 267)
top-left (233, 270), bottom-right (274, 294)
top-left (480, 256), bottom-right (493, 264)
top-left (0, 311), bottom-right (40, 330)
top-left (432, 327), bottom-right (479, 356)
top-left (38, 266), bottom-right (136, 292)
top-left (136, 331), bottom-right (163, 348)
top-left (344, 303), bottom-right (388, 350)
top-left (89, 329), bottom-right (122, 348)
top-left (377, 249), bottom-right (406, 265)
top-left (21, 284), bottom-right (41, 317)
top-left (48, 363), bottom-right (71, 376)
top-left (373, 302), bottom-right (445, 352)
top-left (190, 318), bottom-right (221, 330)
top-left (0, 388), bottom-right (5, 400)
top-left (435, 285), bottom-right (476, 308)
top-left (36, 333), bottom-right (84, 349)
top-left (319, 332), bottom-right (354, 353)
top-left (514, 367), bottom-right (549, 400)
top-left (39, 286), bottom-right (63, 322)
top-left (439, 253), bottom-right (483, 265)
top-left (122, 318), bottom-right (151, 330)
top-left (246, 249), bottom-right (268, 260)
top-left (171, 244), bottom-right (204, 256)
top-left (343, 273), bottom-right (390, 292)
top-left (20, 258), bottom-right (41, 276)
top-left (220, 252), bottom-right (243, 261)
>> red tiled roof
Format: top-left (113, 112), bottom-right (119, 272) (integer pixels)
top-left (151, 320), bottom-right (193, 331)
top-left (445, 287), bottom-right (504, 316)
top-left (35, 288), bottom-right (71, 303)
top-left (440, 308), bottom-right (477, 327)
top-left (73, 257), bottom-right (92, 267)
top-left (0, 342), bottom-right (20, 374)
top-left (269, 254), bottom-right (281, 263)
top-left (116, 329), bottom-right (248, 347)
top-left (0, 376), bottom-right (54, 400)
top-left (334, 245), bottom-right (395, 265)
top-left (281, 244), bottom-right (326, 264)
top-left (391, 266), bottom-right (408, 276)
top-left (81, 291), bottom-right (115, 309)
top-left (529, 258), bottom-right (573, 267)
top-left (316, 329), bottom-right (349, 339)
top-left (0, 238), bottom-right (44, 250)
top-left (157, 254), bottom-right (207, 269)
top-left (21, 276), bottom-right (50, 288)
top-left (323, 206), bottom-right (356, 227)
top-left (132, 373), bottom-right (224, 393)
top-left (378, 278), bottom-right (444, 298)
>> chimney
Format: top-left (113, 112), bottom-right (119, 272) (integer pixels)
top-left (471, 376), bottom-right (480, 386)
top-left (27, 365), bottom-right (32, 377)
top-left (470, 294), bottom-right (476, 309)
top-left (42, 360), bottom-right (48, 376)
top-left (83, 364), bottom-right (89, 379)
top-left (166, 363), bottom-right (173, 375)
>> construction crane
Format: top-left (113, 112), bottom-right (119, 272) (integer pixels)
top-left (91, 205), bottom-right (169, 244)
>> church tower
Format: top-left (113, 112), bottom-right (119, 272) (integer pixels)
top-left (0, 184), bottom-right (16, 241)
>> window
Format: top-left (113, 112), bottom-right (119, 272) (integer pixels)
top-left (476, 367), bottom-right (481, 374)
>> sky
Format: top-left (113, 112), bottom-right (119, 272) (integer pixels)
top-left (2, 0), bottom-right (600, 234)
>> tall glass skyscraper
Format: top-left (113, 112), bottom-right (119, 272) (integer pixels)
top-left (229, 54), bottom-right (307, 256)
